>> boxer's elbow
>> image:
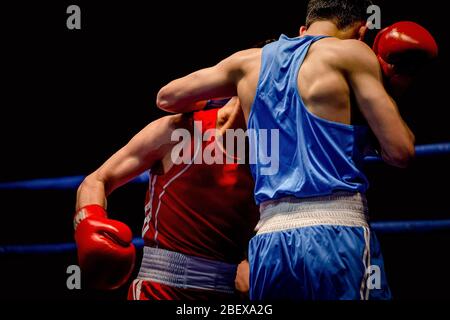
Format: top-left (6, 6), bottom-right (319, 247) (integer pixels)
top-left (382, 143), bottom-right (415, 168)
top-left (157, 85), bottom-right (181, 113)
top-left (156, 87), bottom-right (170, 111)
top-left (77, 173), bottom-right (107, 200)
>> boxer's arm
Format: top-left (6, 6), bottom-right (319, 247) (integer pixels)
top-left (343, 41), bottom-right (416, 168)
top-left (156, 49), bottom-right (259, 113)
top-left (76, 114), bottom-right (188, 210)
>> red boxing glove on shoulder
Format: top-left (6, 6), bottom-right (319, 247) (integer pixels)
top-left (373, 21), bottom-right (438, 96)
top-left (74, 205), bottom-right (136, 290)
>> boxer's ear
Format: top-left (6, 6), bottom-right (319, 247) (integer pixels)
top-left (300, 26), bottom-right (307, 36)
top-left (358, 24), bottom-right (369, 41)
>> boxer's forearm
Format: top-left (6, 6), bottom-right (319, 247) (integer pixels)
top-left (346, 44), bottom-right (415, 168)
top-left (76, 173), bottom-right (107, 210)
top-left (156, 49), bottom-right (260, 113)
top-left (379, 115), bottom-right (415, 168)
top-left (157, 67), bottom-right (236, 113)
top-left (75, 115), bottom-right (185, 211)
top-left (388, 96), bottom-right (416, 145)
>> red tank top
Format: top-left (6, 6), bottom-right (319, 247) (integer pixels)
top-left (142, 108), bottom-right (259, 264)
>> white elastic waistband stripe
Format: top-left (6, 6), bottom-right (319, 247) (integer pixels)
top-left (256, 192), bottom-right (369, 234)
top-left (137, 247), bottom-right (237, 294)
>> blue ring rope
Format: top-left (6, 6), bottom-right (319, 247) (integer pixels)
top-left (1, 220), bottom-right (449, 255)
top-left (0, 143), bottom-right (448, 190)
top-left (0, 171), bottom-right (150, 191)
top-left (363, 143), bottom-right (450, 163)
top-left (0, 143), bottom-right (449, 255)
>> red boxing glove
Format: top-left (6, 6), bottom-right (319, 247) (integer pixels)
top-left (373, 21), bottom-right (438, 96)
top-left (74, 205), bottom-right (136, 290)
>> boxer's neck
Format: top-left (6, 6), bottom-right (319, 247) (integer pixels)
top-left (302, 21), bottom-right (360, 40)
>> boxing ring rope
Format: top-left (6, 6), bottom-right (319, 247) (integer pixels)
top-left (363, 143), bottom-right (450, 163)
top-left (2, 220), bottom-right (450, 255)
top-left (1, 142), bottom-right (449, 255)
top-left (0, 171), bottom-right (151, 191)
top-left (0, 143), bottom-right (448, 191)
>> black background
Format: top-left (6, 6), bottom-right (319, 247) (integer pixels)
top-left (0, 0), bottom-right (449, 300)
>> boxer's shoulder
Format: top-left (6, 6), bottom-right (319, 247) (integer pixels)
top-left (311, 38), bottom-right (374, 61)
top-left (324, 39), bottom-right (379, 73)
top-left (220, 48), bottom-right (262, 75)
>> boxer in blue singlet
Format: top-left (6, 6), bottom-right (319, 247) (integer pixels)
top-left (156, 0), bottom-right (417, 300)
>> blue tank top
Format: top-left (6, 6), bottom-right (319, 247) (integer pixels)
top-left (248, 34), bottom-right (370, 205)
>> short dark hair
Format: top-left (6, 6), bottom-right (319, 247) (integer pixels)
top-left (306, 0), bottom-right (373, 29)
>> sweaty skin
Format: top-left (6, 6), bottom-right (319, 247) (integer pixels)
top-left (157, 21), bottom-right (415, 168)
top-left (76, 97), bottom-right (244, 209)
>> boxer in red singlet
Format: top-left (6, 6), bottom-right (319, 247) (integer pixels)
top-left (74, 97), bottom-right (259, 300)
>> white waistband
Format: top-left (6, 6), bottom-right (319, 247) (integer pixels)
top-left (137, 247), bottom-right (237, 294)
top-left (256, 192), bottom-right (369, 235)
